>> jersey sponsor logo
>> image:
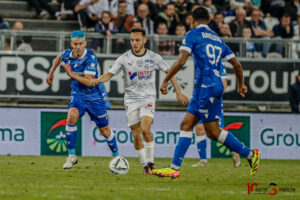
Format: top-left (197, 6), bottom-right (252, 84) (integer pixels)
top-left (129, 72), bottom-right (138, 80)
top-left (145, 59), bottom-right (154, 64)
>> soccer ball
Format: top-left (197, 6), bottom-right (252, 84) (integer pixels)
top-left (109, 156), bottom-right (129, 175)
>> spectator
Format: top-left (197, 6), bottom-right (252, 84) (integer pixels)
top-left (135, 4), bottom-right (154, 35)
top-left (114, 1), bottom-right (134, 33)
top-left (0, 15), bottom-right (9, 29)
top-left (134, 0), bottom-right (157, 20)
top-left (16, 36), bottom-right (33, 52)
top-left (11, 21), bottom-right (24, 30)
top-left (156, 22), bottom-right (175, 55)
top-left (229, 0), bottom-right (252, 12)
top-left (92, 11), bottom-right (118, 50)
top-left (208, 12), bottom-right (223, 35)
top-left (290, 73), bottom-right (300, 113)
top-left (184, 13), bottom-right (193, 31)
top-left (270, 0), bottom-right (285, 19)
top-left (242, 27), bottom-right (256, 58)
top-left (203, 0), bottom-right (217, 17)
top-left (220, 23), bottom-right (232, 37)
top-left (284, 0), bottom-right (300, 23)
top-left (56, 0), bottom-right (80, 20)
top-left (4, 39), bottom-right (11, 51)
top-left (174, 0), bottom-right (189, 24)
top-left (273, 13), bottom-right (294, 55)
top-left (133, 20), bottom-right (142, 28)
top-left (113, 1), bottom-right (134, 52)
top-left (155, 3), bottom-right (178, 35)
top-left (175, 23), bottom-right (186, 54)
top-left (213, 0), bottom-right (231, 13)
top-left (155, 0), bottom-right (165, 14)
top-left (110, 0), bottom-right (135, 17)
top-left (75, 0), bottom-right (109, 32)
top-left (229, 8), bottom-right (252, 37)
top-left (250, 8), bottom-right (273, 57)
top-left (27, 0), bottom-right (57, 19)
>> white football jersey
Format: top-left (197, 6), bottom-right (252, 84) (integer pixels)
top-left (109, 49), bottom-right (169, 104)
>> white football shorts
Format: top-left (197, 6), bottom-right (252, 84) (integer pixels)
top-left (125, 101), bottom-right (155, 126)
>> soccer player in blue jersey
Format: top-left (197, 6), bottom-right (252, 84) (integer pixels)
top-left (153, 7), bottom-right (260, 178)
top-left (46, 30), bottom-right (119, 169)
top-left (192, 65), bottom-right (240, 168)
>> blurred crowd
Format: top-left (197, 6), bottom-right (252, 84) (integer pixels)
top-left (2, 0), bottom-right (300, 57)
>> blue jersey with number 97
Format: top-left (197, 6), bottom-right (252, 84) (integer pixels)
top-left (180, 24), bottom-right (235, 96)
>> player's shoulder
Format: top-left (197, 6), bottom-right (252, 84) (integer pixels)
top-left (61, 49), bottom-right (71, 57)
top-left (146, 49), bottom-right (161, 59)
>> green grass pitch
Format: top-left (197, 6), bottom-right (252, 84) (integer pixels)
top-left (0, 156), bottom-right (299, 200)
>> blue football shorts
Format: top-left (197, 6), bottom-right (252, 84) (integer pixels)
top-left (68, 94), bottom-right (108, 128)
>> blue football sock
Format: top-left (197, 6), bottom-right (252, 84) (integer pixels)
top-left (196, 135), bottom-right (207, 160)
top-left (218, 130), bottom-right (251, 158)
top-left (171, 131), bottom-right (193, 169)
top-left (106, 132), bottom-right (119, 156)
top-left (65, 124), bottom-right (78, 155)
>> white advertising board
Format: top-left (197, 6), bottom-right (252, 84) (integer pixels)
top-left (0, 108), bottom-right (40, 155)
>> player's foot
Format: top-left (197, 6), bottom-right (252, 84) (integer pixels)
top-left (232, 152), bottom-right (241, 168)
top-left (153, 167), bottom-right (180, 178)
top-left (144, 165), bottom-right (153, 175)
top-left (191, 160), bottom-right (207, 168)
top-left (248, 149), bottom-right (260, 176)
top-left (63, 155), bottom-right (78, 169)
top-left (148, 162), bottom-right (156, 170)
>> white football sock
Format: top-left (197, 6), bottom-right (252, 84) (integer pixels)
top-left (144, 141), bottom-right (154, 163)
top-left (136, 148), bottom-right (148, 167)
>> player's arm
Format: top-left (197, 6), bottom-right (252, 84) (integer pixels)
top-left (90, 72), bottom-right (114, 86)
top-left (228, 57), bottom-right (247, 97)
top-left (46, 53), bottom-right (62, 86)
top-left (160, 50), bottom-right (190, 94)
top-left (165, 68), bottom-right (189, 106)
top-left (63, 64), bottom-right (95, 87)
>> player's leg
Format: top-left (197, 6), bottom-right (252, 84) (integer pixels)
top-left (130, 122), bottom-right (151, 174)
top-left (153, 112), bottom-right (199, 177)
top-left (87, 99), bottom-right (119, 157)
top-left (126, 105), bottom-right (150, 174)
top-left (98, 125), bottom-right (119, 157)
top-left (204, 121), bottom-right (260, 176)
top-left (63, 106), bottom-right (81, 169)
top-left (192, 122), bottom-right (208, 167)
top-left (140, 103), bottom-right (156, 170)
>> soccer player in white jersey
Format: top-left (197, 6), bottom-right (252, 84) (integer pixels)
top-left (46, 30), bottom-right (119, 169)
top-left (91, 27), bottom-right (189, 174)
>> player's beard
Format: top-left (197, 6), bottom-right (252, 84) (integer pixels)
top-left (133, 44), bottom-right (145, 55)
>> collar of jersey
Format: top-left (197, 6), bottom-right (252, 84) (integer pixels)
top-left (131, 49), bottom-right (147, 57)
top-left (197, 24), bottom-right (209, 29)
top-left (69, 48), bottom-right (87, 59)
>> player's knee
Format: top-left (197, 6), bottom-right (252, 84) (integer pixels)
top-left (98, 126), bottom-right (111, 138)
top-left (180, 121), bottom-right (193, 131)
top-left (196, 125), bottom-right (205, 136)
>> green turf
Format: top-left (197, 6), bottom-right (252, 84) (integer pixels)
top-left (0, 156), bottom-right (299, 200)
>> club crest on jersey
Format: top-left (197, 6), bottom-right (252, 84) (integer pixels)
top-left (136, 60), bottom-right (144, 67)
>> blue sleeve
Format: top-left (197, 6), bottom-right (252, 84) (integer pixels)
top-left (84, 53), bottom-right (98, 76)
top-left (179, 31), bottom-right (195, 54)
top-left (60, 49), bottom-right (70, 63)
top-left (222, 42), bottom-right (235, 61)
top-left (220, 63), bottom-right (227, 79)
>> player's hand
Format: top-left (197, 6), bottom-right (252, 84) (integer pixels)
top-left (176, 92), bottom-right (189, 107)
top-left (46, 73), bottom-right (54, 86)
top-left (160, 81), bottom-right (168, 95)
top-left (90, 79), bottom-right (97, 86)
top-left (238, 85), bottom-right (248, 98)
top-left (62, 64), bottom-right (72, 77)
